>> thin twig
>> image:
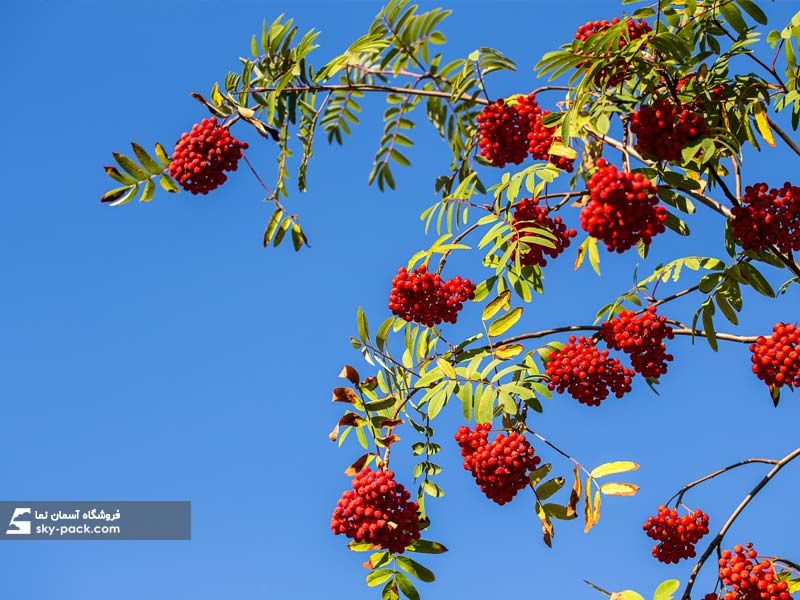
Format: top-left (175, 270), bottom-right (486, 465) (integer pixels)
top-left (681, 447), bottom-right (800, 600)
top-left (667, 458), bottom-right (779, 506)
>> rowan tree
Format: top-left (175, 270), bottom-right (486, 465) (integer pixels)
top-left (99, 1), bottom-right (800, 598)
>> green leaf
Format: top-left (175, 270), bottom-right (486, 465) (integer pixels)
top-left (113, 152), bottom-right (149, 180)
top-left (407, 539), bottom-right (448, 554)
top-left (488, 307), bottom-right (522, 336)
top-left (590, 461), bottom-right (639, 478)
top-left (740, 263), bottom-right (775, 297)
top-left (159, 174), bottom-right (179, 193)
top-left (139, 179), bottom-right (156, 203)
top-left (104, 166), bottom-right (135, 185)
top-left (154, 143), bottom-right (171, 167)
top-left (475, 386), bottom-right (494, 424)
top-left (357, 306), bottom-right (369, 340)
top-left (367, 569), bottom-right (394, 587)
top-left (536, 477), bottom-right (565, 500)
top-left (395, 572), bottom-right (420, 600)
top-left (131, 142), bottom-right (164, 175)
top-left (397, 556), bottom-right (435, 583)
top-left (263, 210), bottom-right (283, 247)
top-left (653, 579), bottom-right (681, 600)
top-left (702, 302), bottom-right (718, 351)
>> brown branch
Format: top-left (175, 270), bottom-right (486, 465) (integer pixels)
top-left (767, 116), bottom-right (800, 158)
top-left (681, 447), bottom-right (800, 600)
top-left (667, 458), bottom-right (779, 506)
top-left (490, 324), bottom-right (756, 349)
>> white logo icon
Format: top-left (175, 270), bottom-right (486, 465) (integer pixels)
top-left (6, 508), bottom-right (32, 535)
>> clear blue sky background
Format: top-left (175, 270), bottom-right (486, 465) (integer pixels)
top-left (1, 1), bottom-right (798, 599)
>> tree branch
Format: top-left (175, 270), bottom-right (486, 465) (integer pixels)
top-left (681, 447), bottom-right (800, 600)
top-left (667, 458), bottom-right (779, 507)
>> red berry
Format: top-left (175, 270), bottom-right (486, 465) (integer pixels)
top-left (388, 265), bottom-right (475, 328)
top-left (516, 94), bottom-right (575, 172)
top-left (630, 99), bottom-right (707, 162)
top-left (718, 543), bottom-right (793, 600)
top-left (330, 467), bottom-right (421, 554)
top-left (512, 198), bottom-right (577, 267)
top-left (574, 18), bottom-right (652, 86)
top-left (574, 17), bottom-right (651, 45)
top-left (750, 322), bottom-right (800, 390)
top-left (642, 506), bottom-right (710, 564)
top-left (600, 306), bottom-right (674, 379)
top-left (731, 182), bottom-right (800, 254)
top-left (545, 336), bottom-right (634, 406)
top-left (169, 117), bottom-right (248, 195)
top-left (477, 98), bottom-right (530, 168)
top-left (581, 159), bottom-right (667, 253)
top-left (454, 424), bottom-right (541, 505)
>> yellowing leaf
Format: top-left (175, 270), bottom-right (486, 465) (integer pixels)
top-left (753, 104), bottom-right (776, 147)
top-left (590, 461), bottom-right (640, 479)
top-left (494, 343), bottom-right (524, 359)
top-left (482, 290), bottom-right (511, 321)
top-left (436, 358), bottom-right (457, 379)
top-left (599, 482), bottom-right (639, 496)
top-left (488, 307), bottom-right (522, 336)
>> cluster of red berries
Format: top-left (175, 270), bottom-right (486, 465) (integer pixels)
top-left (330, 467), bottom-right (421, 554)
top-left (750, 322), bottom-right (800, 390)
top-left (516, 94), bottom-right (575, 172)
top-left (630, 99), bottom-right (707, 162)
top-left (574, 17), bottom-right (652, 45)
top-left (388, 265), bottom-right (475, 328)
top-left (476, 94), bottom-right (574, 171)
top-left (454, 423), bottom-right (541, 505)
top-left (169, 118), bottom-right (249, 195)
top-left (731, 182), bottom-right (800, 254)
top-left (642, 506), bottom-right (710, 564)
top-left (476, 98), bottom-right (530, 168)
top-left (574, 18), bottom-right (652, 87)
top-left (581, 159), bottom-right (667, 253)
top-left (511, 198), bottom-right (577, 267)
top-left (600, 306), bottom-right (675, 379)
top-left (545, 336), bottom-right (634, 406)
top-left (717, 544), bottom-right (793, 600)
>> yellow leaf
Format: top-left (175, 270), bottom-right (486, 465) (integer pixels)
top-left (482, 290), bottom-right (511, 321)
top-left (494, 343), bottom-right (524, 359)
top-left (753, 104), bottom-right (776, 147)
top-left (590, 461), bottom-right (640, 479)
top-left (599, 482), bottom-right (639, 496)
top-left (436, 358), bottom-right (457, 379)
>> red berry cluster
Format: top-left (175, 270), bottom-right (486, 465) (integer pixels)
top-left (630, 99), bottom-right (707, 162)
top-left (581, 159), bottom-right (666, 253)
top-left (750, 323), bottom-right (800, 390)
top-left (454, 424), bottom-right (541, 505)
top-left (642, 506), bottom-right (710, 564)
top-left (476, 95), bottom-right (574, 171)
top-left (731, 182), bottom-right (800, 254)
top-left (388, 265), bottom-right (475, 328)
top-left (718, 544), bottom-right (793, 600)
top-left (476, 98), bottom-right (530, 168)
top-left (574, 17), bottom-right (652, 45)
top-left (330, 467), bottom-right (421, 554)
top-left (545, 336), bottom-right (634, 406)
top-left (517, 94), bottom-right (575, 172)
top-left (169, 118), bottom-right (249, 195)
top-left (511, 198), bottom-right (577, 267)
top-left (600, 306), bottom-right (675, 379)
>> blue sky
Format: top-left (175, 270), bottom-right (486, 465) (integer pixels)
top-left (1, 1), bottom-right (798, 599)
